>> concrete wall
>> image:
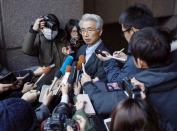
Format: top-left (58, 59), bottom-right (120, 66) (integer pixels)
top-left (0, 0), bottom-right (83, 71)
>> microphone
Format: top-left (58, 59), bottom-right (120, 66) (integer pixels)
top-left (34, 64), bottom-right (55, 85)
top-left (68, 61), bottom-right (77, 84)
top-left (54, 65), bottom-right (72, 95)
top-left (60, 65), bottom-right (72, 85)
top-left (49, 55), bottom-right (74, 91)
top-left (78, 55), bottom-right (85, 64)
top-left (55, 55), bottom-right (74, 78)
top-left (76, 55), bottom-right (85, 83)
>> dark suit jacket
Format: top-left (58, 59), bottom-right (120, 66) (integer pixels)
top-left (76, 41), bottom-right (109, 81)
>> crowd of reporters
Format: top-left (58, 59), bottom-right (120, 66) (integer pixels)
top-left (0, 3), bottom-right (177, 131)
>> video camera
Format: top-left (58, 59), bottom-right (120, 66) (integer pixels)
top-left (121, 77), bottom-right (141, 99)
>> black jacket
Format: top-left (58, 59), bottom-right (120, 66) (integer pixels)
top-left (76, 41), bottom-right (109, 81)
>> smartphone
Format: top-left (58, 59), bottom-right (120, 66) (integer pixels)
top-left (0, 72), bottom-right (17, 84)
top-left (121, 78), bottom-right (141, 98)
top-left (95, 49), bottom-right (107, 57)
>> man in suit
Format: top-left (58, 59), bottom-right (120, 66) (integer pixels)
top-left (79, 4), bottom-right (156, 115)
top-left (76, 13), bottom-right (109, 81)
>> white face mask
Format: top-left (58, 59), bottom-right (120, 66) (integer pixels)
top-left (42, 27), bottom-right (58, 40)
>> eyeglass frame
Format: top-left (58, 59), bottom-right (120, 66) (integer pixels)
top-left (122, 28), bottom-right (132, 34)
top-left (79, 28), bottom-right (100, 34)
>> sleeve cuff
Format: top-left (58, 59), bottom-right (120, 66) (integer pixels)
top-left (29, 25), bottom-right (38, 34)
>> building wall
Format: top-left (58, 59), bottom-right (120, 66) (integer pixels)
top-left (91, 0), bottom-right (176, 24)
top-left (0, 0), bottom-right (83, 70)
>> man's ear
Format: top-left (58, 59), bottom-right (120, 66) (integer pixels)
top-left (99, 29), bottom-right (103, 36)
top-left (137, 58), bottom-right (148, 69)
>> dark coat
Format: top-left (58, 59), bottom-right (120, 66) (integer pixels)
top-left (135, 61), bottom-right (177, 130)
top-left (104, 49), bottom-right (141, 83)
top-left (22, 27), bottom-right (67, 67)
top-left (76, 42), bottom-right (109, 81)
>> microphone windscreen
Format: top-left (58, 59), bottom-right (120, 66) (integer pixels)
top-left (78, 55), bottom-right (85, 64)
top-left (59, 55), bottom-right (74, 75)
top-left (77, 61), bottom-right (82, 71)
top-left (65, 65), bottom-right (72, 73)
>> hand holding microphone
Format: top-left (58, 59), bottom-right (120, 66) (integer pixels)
top-left (80, 73), bottom-right (92, 86)
top-left (76, 55), bottom-right (86, 83)
top-left (34, 64), bottom-right (55, 85)
top-left (49, 55), bottom-right (74, 91)
top-left (52, 65), bottom-right (72, 95)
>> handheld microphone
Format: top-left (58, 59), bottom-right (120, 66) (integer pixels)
top-left (78, 55), bottom-right (85, 64)
top-left (55, 55), bottom-right (74, 78)
top-left (68, 61), bottom-right (77, 84)
top-left (60, 65), bottom-right (72, 85)
top-left (54, 65), bottom-right (72, 95)
top-left (35, 64), bottom-right (56, 85)
top-left (49, 55), bottom-right (74, 91)
top-left (76, 55), bottom-right (86, 83)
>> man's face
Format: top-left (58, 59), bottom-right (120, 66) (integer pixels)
top-left (121, 25), bottom-right (133, 43)
top-left (80, 20), bottom-right (102, 46)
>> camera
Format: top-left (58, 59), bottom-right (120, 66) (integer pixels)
top-left (121, 77), bottom-right (141, 99)
top-left (43, 16), bottom-right (56, 30)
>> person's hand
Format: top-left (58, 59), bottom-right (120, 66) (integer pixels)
top-left (75, 99), bottom-right (86, 110)
top-left (96, 51), bottom-right (111, 61)
top-left (0, 83), bottom-right (13, 93)
top-left (21, 82), bottom-right (37, 94)
top-left (80, 73), bottom-right (92, 86)
top-left (11, 80), bottom-right (24, 90)
top-left (92, 77), bottom-right (99, 83)
top-left (33, 66), bottom-right (52, 76)
top-left (32, 17), bottom-right (44, 31)
top-left (42, 89), bottom-right (54, 106)
top-left (76, 115), bottom-right (86, 131)
top-left (21, 90), bottom-right (40, 103)
top-left (131, 77), bottom-right (146, 99)
top-left (60, 84), bottom-right (69, 95)
top-left (73, 82), bottom-right (82, 95)
top-left (113, 51), bottom-right (127, 61)
top-left (62, 46), bottom-right (72, 55)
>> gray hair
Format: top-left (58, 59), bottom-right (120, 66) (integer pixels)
top-left (79, 13), bottom-right (103, 29)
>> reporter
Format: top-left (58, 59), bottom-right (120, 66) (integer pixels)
top-left (62, 19), bottom-right (84, 56)
top-left (110, 98), bottom-right (161, 131)
top-left (43, 83), bottom-right (96, 131)
top-left (0, 98), bottom-right (37, 131)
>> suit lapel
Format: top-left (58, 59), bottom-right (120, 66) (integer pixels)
top-left (85, 42), bottom-right (104, 69)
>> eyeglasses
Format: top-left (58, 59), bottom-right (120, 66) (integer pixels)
top-left (79, 28), bottom-right (99, 34)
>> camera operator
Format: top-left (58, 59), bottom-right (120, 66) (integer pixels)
top-left (22, 14), bottom-right (67, 87)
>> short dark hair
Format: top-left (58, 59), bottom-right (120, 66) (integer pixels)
top-left (119, 4), bottom-right (155, 30)
top-left (110, 98), bottom-right (160, 131)
top-left (65, 19), bottom-right (81, 41)
top-left (45, 14), bottom-right (60, 29)
top-left (130, 27), bottom-right (171, 67)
